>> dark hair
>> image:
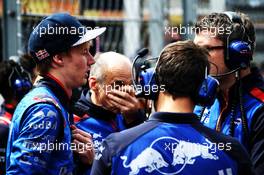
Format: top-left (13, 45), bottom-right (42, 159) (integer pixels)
top-left (239, 12), bottom-right (256, 51)
top-left (195, 12), bottom-right (255, 52)
top-left (34, 56), bottom-right (52, 75)
top-left (156, 40), bottom-right (209, 100)
top-left (20, 54), bottom-right (37, 80)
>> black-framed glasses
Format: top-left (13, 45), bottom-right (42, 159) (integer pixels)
top-left (204, 45), bottom-right (224, 52)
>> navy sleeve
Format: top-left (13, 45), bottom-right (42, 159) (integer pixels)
top-left (6, 104), bottom-right (62, 175)
top-left (250, 106), bottom-right (264, 175)
top-left (90, 139), bottom-right (111, 175)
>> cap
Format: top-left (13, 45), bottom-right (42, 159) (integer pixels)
top-left (28, 13), bottom-right (106, 61)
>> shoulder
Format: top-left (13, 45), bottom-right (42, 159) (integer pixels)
top-left (192, 123), bottom-right (250, 161)
top-left (14, 86), bottom-right (62, 120)
top-left (24, 102), bottom-right (61, 116)
top-left (103, 121), bottom-right (160, 155)
top-left (246, 70), bottom-right (264, 103)
top-left (243, 85), bottom-right (264, 121)
top-left (192, 123), bottom-right (253, 174)
top-left (14, 102), bottom-right (62, 132)
top-left (193, 122), bottom-right (241, 146)
top-left (249, 86), bottom-right (264, 103)
top-left (10, 103), bottom-right (64, 143)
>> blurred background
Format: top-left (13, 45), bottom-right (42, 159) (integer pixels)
top-left (0, 0), bottom-right (264, 106)
top-left (0, 0), bottom-right (263, 63)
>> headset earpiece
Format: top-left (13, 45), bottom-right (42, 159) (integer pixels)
top-left (226, 40), bottom-right (252, 69)
top-left (8, 65), bottom-right (32, 100)
top-left (132, 48), bottom-right (160, 100)
top-left (136, 67), bottom-right (158, 100)
top-left (196, 75), bottom-right (219, 106)
top-left (223, 11), bottom-right (253, 70)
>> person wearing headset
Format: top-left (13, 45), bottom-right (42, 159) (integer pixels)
top-left (194, 12), bottom-right (264, 174)
top-left (0, 59), bottom-right (32, 175)
top-left (91, 40), bottom-right (253, 175)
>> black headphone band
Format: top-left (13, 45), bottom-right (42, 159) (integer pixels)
top-left (221, 11), bottom-right (252, 71)
top-left (223, 12), bottom-right (243, 61)
top-left (8, 63), bottom-right (32, 95)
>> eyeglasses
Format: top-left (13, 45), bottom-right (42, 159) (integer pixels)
top-left (204, 45), bottom-right (224, 52)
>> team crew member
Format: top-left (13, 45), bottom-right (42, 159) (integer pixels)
top-left (0, 60), bottom-right (32, 175)
top-left (194, 12), bottom-right (264, 174)
top-left (74, 52), bottom-right (145, 174)
top-left (6, 13), bottom-right (105, 175)
top-left (91, 40), bottom-right (253, 175)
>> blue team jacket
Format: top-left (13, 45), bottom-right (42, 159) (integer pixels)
top-left (194, 68), bottom-right (264, 174)
top-left (91, 112), bottom-right (253, 175)
top-left (6, 76), bottom-right (74, 175)
top-left (73, 90), bottom-right (127, 174)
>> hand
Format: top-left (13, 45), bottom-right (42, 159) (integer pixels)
top-left (71, 125), bottom-right (94, 165)
top-left (106, 86), bottom-right (142, 124)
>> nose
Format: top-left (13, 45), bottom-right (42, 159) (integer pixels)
top-left (87, 52), bottom-right (95, 66)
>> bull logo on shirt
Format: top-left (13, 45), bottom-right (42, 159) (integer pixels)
top-left (120, 137), bottom-right (220, 174)
top-left (93, 133), bottom-right (105, 160)
top-left (172, 139), bottom-right (218, 166)
top-left (121, 147), bottom-right (169, 175)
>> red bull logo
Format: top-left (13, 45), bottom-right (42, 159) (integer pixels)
top-left (172, 139), bottom-right (218, 166)
top-left (120, 137), bottom-right (224, 174)
top-left (121, 147), bottom-right (169, 175)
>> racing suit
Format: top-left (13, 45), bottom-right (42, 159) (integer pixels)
top-left (73, 89), bottom-right (145, 174)
top-left (6, 74), bottom-right (74, 175)
top-left (91, 112), bottom-right (253, 175)
top-left (194, 67), bottom-right (264, 174)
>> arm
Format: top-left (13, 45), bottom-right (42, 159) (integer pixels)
top-left (6, 104), bottom-right (62, 175)
top-left (90, 139), bottom-right (111, 175)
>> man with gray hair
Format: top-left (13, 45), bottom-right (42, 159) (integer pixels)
top-left (73, 51), bottom-right (146, 174)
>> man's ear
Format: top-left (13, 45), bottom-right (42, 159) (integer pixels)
top-left (89, 76), bottom-right (99, 91)
top-left (51, 54), bottom-right (64, 68)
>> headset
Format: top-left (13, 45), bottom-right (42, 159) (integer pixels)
top-left (8, 63), bottom-right (32, 100)
top-left (220, 12), bottom-right (251, 141)
top-left (132, 48), bottom-right (219, 107)
top-left (223, 11), bottom-right (253, 71)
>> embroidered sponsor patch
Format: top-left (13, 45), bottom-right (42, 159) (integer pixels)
top-left (35, 49), bottom-right (50, 61)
